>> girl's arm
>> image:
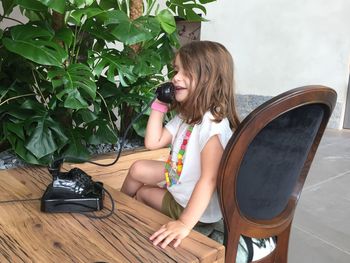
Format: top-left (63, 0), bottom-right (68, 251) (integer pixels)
top-left (144, 99), bottom-right (172, 150)
top-left (150, 135), bottom-right (223, 248)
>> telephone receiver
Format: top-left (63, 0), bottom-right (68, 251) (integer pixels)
top-left (155, 82), bottom-right (175, 104)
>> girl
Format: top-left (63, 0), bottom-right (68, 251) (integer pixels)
top-left (121, 40), bottom-right (240, 249)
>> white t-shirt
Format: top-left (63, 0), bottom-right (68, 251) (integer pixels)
top-left (165, 112), bottom-right (233, 223)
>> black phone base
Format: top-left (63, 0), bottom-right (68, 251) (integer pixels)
top-left (41, 162), bottom-right (104, 213)
top-left (41, 183), bottom-right (104, 213)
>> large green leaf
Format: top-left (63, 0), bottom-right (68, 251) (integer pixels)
top-left (70, 0), bottom-right (95, 9)
top-left (55, 27), bottom-right (74, 47)
top-left (166, 0), bottom-right (207, 21)
top-left (98, 0), bottom-right (128, 14)
top-left (20, 99), bottom-right (46, 113)
top-left (10, 136), bottom-right (42, 164)
top-left (96, 77), bottom-right (121, 99)
top-left (132, 112), bottom-right (150, 138)
top-left (157, 37), bottom-right (176, 64)
top-left (24, 114), bottom-right (58, 159)
top-left (102, 9), bottom-right (130, 25)
top-left (23, 112), bottom-right (69, 159)
top-left (58, 88), bottom-right (89, 110)
top-left (199, 0), bottom-right (216, 4)
top-left (48, 63), bottom-right (96, 100)
top-left (73, 108), bottom-right (98, 126)
top-left (92, 50), bottom-right (136, 86)
top-left (156, 9), bottom-right (176, 34)
top-left (16, 0), bottom-right (47, 11)
top-left (2, 105), bottom-right (33, 122)
top-left (70, 7), bottom-right (108, 25)
top-left (109, 20), bottom-right (154, 45)
top-left (3, 121), bottom-right (25, 140)
top-left (3, 25), bottom-right (67, 66)
top-left (167, 30), bottom-right (180, 48)
top-left (45, 117), bottom-right (70, 151)
top-left (98, 0), bottom-right (116, 10)
top-left (37, 0), bottom-right (65, 13)
top-left (82, 21), bottom-right (116, 42)
top-left (135, 16), bottom-right (161, 38)
top-left (134, 49), bottom-right (162, 76)
top-left (3, 38), bottom-right (66, 66)
top-left (10, 23), bottom-right (54, 41)
top-left (62, 128), bottom-right (90, 162)
top-left (87, 119), bottom-right (117, 145)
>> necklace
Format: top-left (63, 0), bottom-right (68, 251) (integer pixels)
top-left (164, 124), bottom-right (194, 187)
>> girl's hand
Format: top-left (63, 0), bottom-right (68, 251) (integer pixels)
top-left (149, 220), bottom-right (191, 249)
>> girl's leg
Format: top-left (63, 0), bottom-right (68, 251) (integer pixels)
top-left (135, 185), bottom-right (167, 212)
top-left (120, 160), bottom-right (165, 197)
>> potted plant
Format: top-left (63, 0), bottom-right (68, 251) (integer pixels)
top-left (0, 0), bottom-right (215, 166)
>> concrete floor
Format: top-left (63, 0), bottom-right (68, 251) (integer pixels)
top-left (289, 128), bottom-right (350, 262)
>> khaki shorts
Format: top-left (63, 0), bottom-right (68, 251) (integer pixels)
top-left (161, 191), bottom-right (211, 227)
top-left (161, 191), bottom-right (184, 220)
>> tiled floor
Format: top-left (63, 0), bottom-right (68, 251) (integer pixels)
top-left (289, 128), bottom-right (350, 262)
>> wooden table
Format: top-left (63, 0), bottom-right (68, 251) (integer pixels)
top-left (0, 166), bottom-right (225, 262)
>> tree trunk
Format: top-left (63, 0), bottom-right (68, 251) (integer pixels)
top-left (120, 0), bottom-right (144, 136)
top-left (129, 0), bottom-right (143, 53)
top-left (52, 11), bottom-right (64, 33)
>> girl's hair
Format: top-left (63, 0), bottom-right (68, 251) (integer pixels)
top-left (171, 41), bottom-right (240, 129)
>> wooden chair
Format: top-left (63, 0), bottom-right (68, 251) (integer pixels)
top-left (217, 86), bottom-right (337, 262)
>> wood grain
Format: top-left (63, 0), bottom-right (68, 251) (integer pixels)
top-left (0, 148), bottom-right (224, 262)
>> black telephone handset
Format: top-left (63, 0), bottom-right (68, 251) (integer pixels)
top-left (155, 82), bottom-right (175, 104)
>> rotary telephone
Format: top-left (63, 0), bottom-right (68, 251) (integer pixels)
top-left (41, 158), bottom-right (104, 213)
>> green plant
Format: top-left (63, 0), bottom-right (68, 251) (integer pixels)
top-left (0, 0), bottom-right (215, 165)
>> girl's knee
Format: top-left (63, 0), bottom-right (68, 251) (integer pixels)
top-left (128, 160), bottom-right (145, 178)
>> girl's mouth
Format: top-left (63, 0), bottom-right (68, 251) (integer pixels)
top-left (175, 85), bottom-right (186, 91)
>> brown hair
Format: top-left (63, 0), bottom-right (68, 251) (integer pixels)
top-left (171, 41), bottom-right (240, 129)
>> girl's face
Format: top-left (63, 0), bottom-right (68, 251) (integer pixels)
top-left (172, 55), bottom-right (195, 102)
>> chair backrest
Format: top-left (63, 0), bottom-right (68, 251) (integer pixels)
top-left (217, 86), bottom-right (337, 262)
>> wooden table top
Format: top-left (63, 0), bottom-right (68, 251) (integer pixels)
top-left (0, 166), bottom-right (225, 262)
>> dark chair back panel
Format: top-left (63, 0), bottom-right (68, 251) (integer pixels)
top-left (236, 104), bottom-right (325, 220)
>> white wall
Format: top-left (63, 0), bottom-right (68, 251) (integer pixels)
top-left (0, 7), bottom-right (28, 29)
top-left (201, 0), bottom-right (350, 128)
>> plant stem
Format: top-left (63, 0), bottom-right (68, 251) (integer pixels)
top-left (96, 91), bottom-right (117, 132)
top-left (0, 93), bottom-right (36, 107)
top-left (31, 71), bottom-right (49, 109)
top-left (145, 0), bottom-right (157, 16)
top-left (74, 26), bottom-right (84, 64)
top-left (0, 14), bottom-right (24, 24)
top-left (72, 25), bottom-right (79, 64)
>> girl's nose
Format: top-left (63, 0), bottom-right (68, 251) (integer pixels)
top-left (172, 72), bottom-right (180, 83)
